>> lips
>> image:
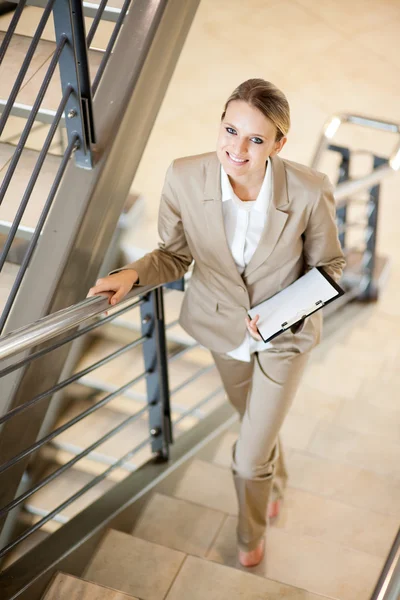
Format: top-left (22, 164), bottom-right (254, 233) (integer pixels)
top-left (226, 151), bottom-right (248, 165)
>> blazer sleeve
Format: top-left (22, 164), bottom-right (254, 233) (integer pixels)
top-left (303, 174), bottom-right (346, 282)
top-left (290, 175), bottom-right (345, 334)
top-left (109, 161), bottom-right (193, 287)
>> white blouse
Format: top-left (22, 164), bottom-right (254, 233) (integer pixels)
top-left (220, 161), bottom-right (273, 361)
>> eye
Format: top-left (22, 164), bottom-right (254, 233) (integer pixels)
top-left (225, 126), bottom-right (236, 135)
top-left (251, 137), bottom-right (263, 144)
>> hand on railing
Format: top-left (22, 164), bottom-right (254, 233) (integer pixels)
top-left (87, 269), bottom-right (139, 307)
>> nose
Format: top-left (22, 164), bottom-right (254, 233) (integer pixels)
top-left (233, 137), bottom-right (247, 156)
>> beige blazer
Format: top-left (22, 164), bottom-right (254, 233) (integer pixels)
top-left (113, 152), bottom-right (345, 354)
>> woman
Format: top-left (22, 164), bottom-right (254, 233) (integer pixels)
top-left (87, 79), bottom-right (345, 567)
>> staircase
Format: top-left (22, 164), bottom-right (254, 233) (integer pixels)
top-left (2, 296), bottom-right (400, 599)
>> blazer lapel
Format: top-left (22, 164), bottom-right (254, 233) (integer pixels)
top-left (202, 153), bottom-right (244, 284)
top-left (244, 154), bottom-right (290, 277)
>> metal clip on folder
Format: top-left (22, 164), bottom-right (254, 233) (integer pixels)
top-left (281, 300), bottom-right (324, 329)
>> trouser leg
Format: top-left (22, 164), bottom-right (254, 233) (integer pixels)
top-left (233, 350), bottom-right (310, 551)
top-left (213, 349), bottom-right (310, 552)
top-left (211, 352), bottom-right (288, 500)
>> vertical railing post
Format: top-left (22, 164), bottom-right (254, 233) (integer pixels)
top-left (140, 287), bottom-right (172, 461)
top-left (359, 155), bottom-right (387, 300)
top-left (329, 144), bottom-right (351, 249)
top-left (52, 0), bottom-right (96, 168)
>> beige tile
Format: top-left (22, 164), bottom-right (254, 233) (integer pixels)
top-left (323, 343), bottom-right (386, 380)
top-left (355, 376), bottom-right (400, 413)
top-left (206, 431), bottom-right (237, 469)
top-left (0, 5), bottom-right (115, 50)
top-left (26, 466), bottom-right (114, 524)
top-left (208, 516), bottom-right (384, 600)
top-left (0, 33), bottom-right (54, 101)
top-left (173, 459), bottom-right (238, 515)
top-left (0, 148), bottom-right (62, 229)
top-left (332, 468), bottom-right (400, 519)
top-left (286, 451), bottom-right (362, 497)
top-left (84, 529), bottom-right (186, 600)
top-left (166, 554), bottom-right (327, 600)
top-left (287, 450), bottom-right (400, 517)
top-left (275, 487), bottom-right (398, 557)
top-left (294, 0), bottom-right (400, 36)
top-left (291, 383), bottom-right (344, 422)
top-left (303, 362), bottom-right (363, 400)
top-left (132, 493), bottom-right (225, 557)
top-left (43, 573), bottom-right (138, 599)
top-left (333, 395), bottom-right (400, 441)
top-left (280, 412), bottom-right (320, 451)
top-left (307, 422), bottom-right (400, 479)
top-left (0, 143), bottom-right (14, 171)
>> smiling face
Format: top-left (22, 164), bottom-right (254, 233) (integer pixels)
top-left (216, 99), bottom-right (287, 187)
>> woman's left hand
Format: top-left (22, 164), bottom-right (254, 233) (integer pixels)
top-left (245, 314), bottom-right (262, 341)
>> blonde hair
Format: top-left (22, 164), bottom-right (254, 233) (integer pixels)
top-left (221, 78), bottom-right (290, 141)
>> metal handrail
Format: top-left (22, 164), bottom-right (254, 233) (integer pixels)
top-left (312, 112), bottom-right (400, 172)
top-left (0, 283), bottom-right (155, 361)
top-left (0, 333), bottom-right (147, 426)
top-left (370, 528), bottom-right (400, 600)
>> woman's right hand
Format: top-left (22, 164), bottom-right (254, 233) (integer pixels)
top-left (86, 269), bottom-right (139, 307)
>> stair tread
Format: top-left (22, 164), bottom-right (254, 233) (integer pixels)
top-left (53, 399), bottom-right (150, 459)
top-left (84, 529), bottom-right (331, 600)
top-left (0, 142), bottom-right (62, 230)
top-left (74, 336), bottom-right (220, 406)
top-left (43, 572), bottom-right (139, 600)
top-left (0, 32), bottom-right (103, 111)
top-left (26, 465), bottom-right (114, 523)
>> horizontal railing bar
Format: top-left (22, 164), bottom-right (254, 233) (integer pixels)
top-left (0, 0), bottom-right (56, 135)
top-left (92, 0), bottom-right (132, 95)
top-left (87, 0), bottom-right (108, 46)
top-left (334, 164), bottom-right (393, 202)
top-left (0, 100), bottom-right (66, 126)
top-left (173, 386), bottom-right (224, 427)
top-left (170, 364), bottom-right (215, 397)
top-left (7, 0), bottom-right (123, 22)
top-left (168, 342), bottom-right (200, 364)
top-left (0, 333), bottom-right (147, 426)
top-left (0, 404), bottom-right (149, 520)
top-left (0, 133), bottom-right (78, 334)
top-left (344, 114), bottom-right (400, 134)
top-left (0, 434), bottom-right (152, 559)
top-left (0, 0), bottom-right (27, 65)
top-left (0, 297), bottom-right (144, 379)
top-left (0, 369), bottom-right (149, 476)
top-left (165, 318), bottom-right (180, 330)
top-left (0, 285), bottom-right (156, 361)
top-left (0, 82), bottom-right (71, 272)
top-left (0, 35), bottom-right (67, 213)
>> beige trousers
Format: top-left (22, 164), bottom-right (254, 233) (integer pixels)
top-left (211, 349), bottom-right (310, 552)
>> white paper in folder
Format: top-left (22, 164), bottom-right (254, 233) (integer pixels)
top-left (247, 267), bottom-right (344, 343)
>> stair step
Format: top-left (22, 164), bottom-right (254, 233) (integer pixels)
top-left (50, 398), bottom-right (151, 465)
top-left (0, 142), bottom-right (62, 232)
top-left (83, 529), bottom-right (330, 600)
top-left (73, 336), bottom-right (223, 416)
top-left (42, 572), bottom-right (138, 600)
top-left (0, 33), bottom-right (102, 113)
top-left (25, 466), bottom-right (114, 532)
top-left (0, 3), bottom-right (121, 48)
